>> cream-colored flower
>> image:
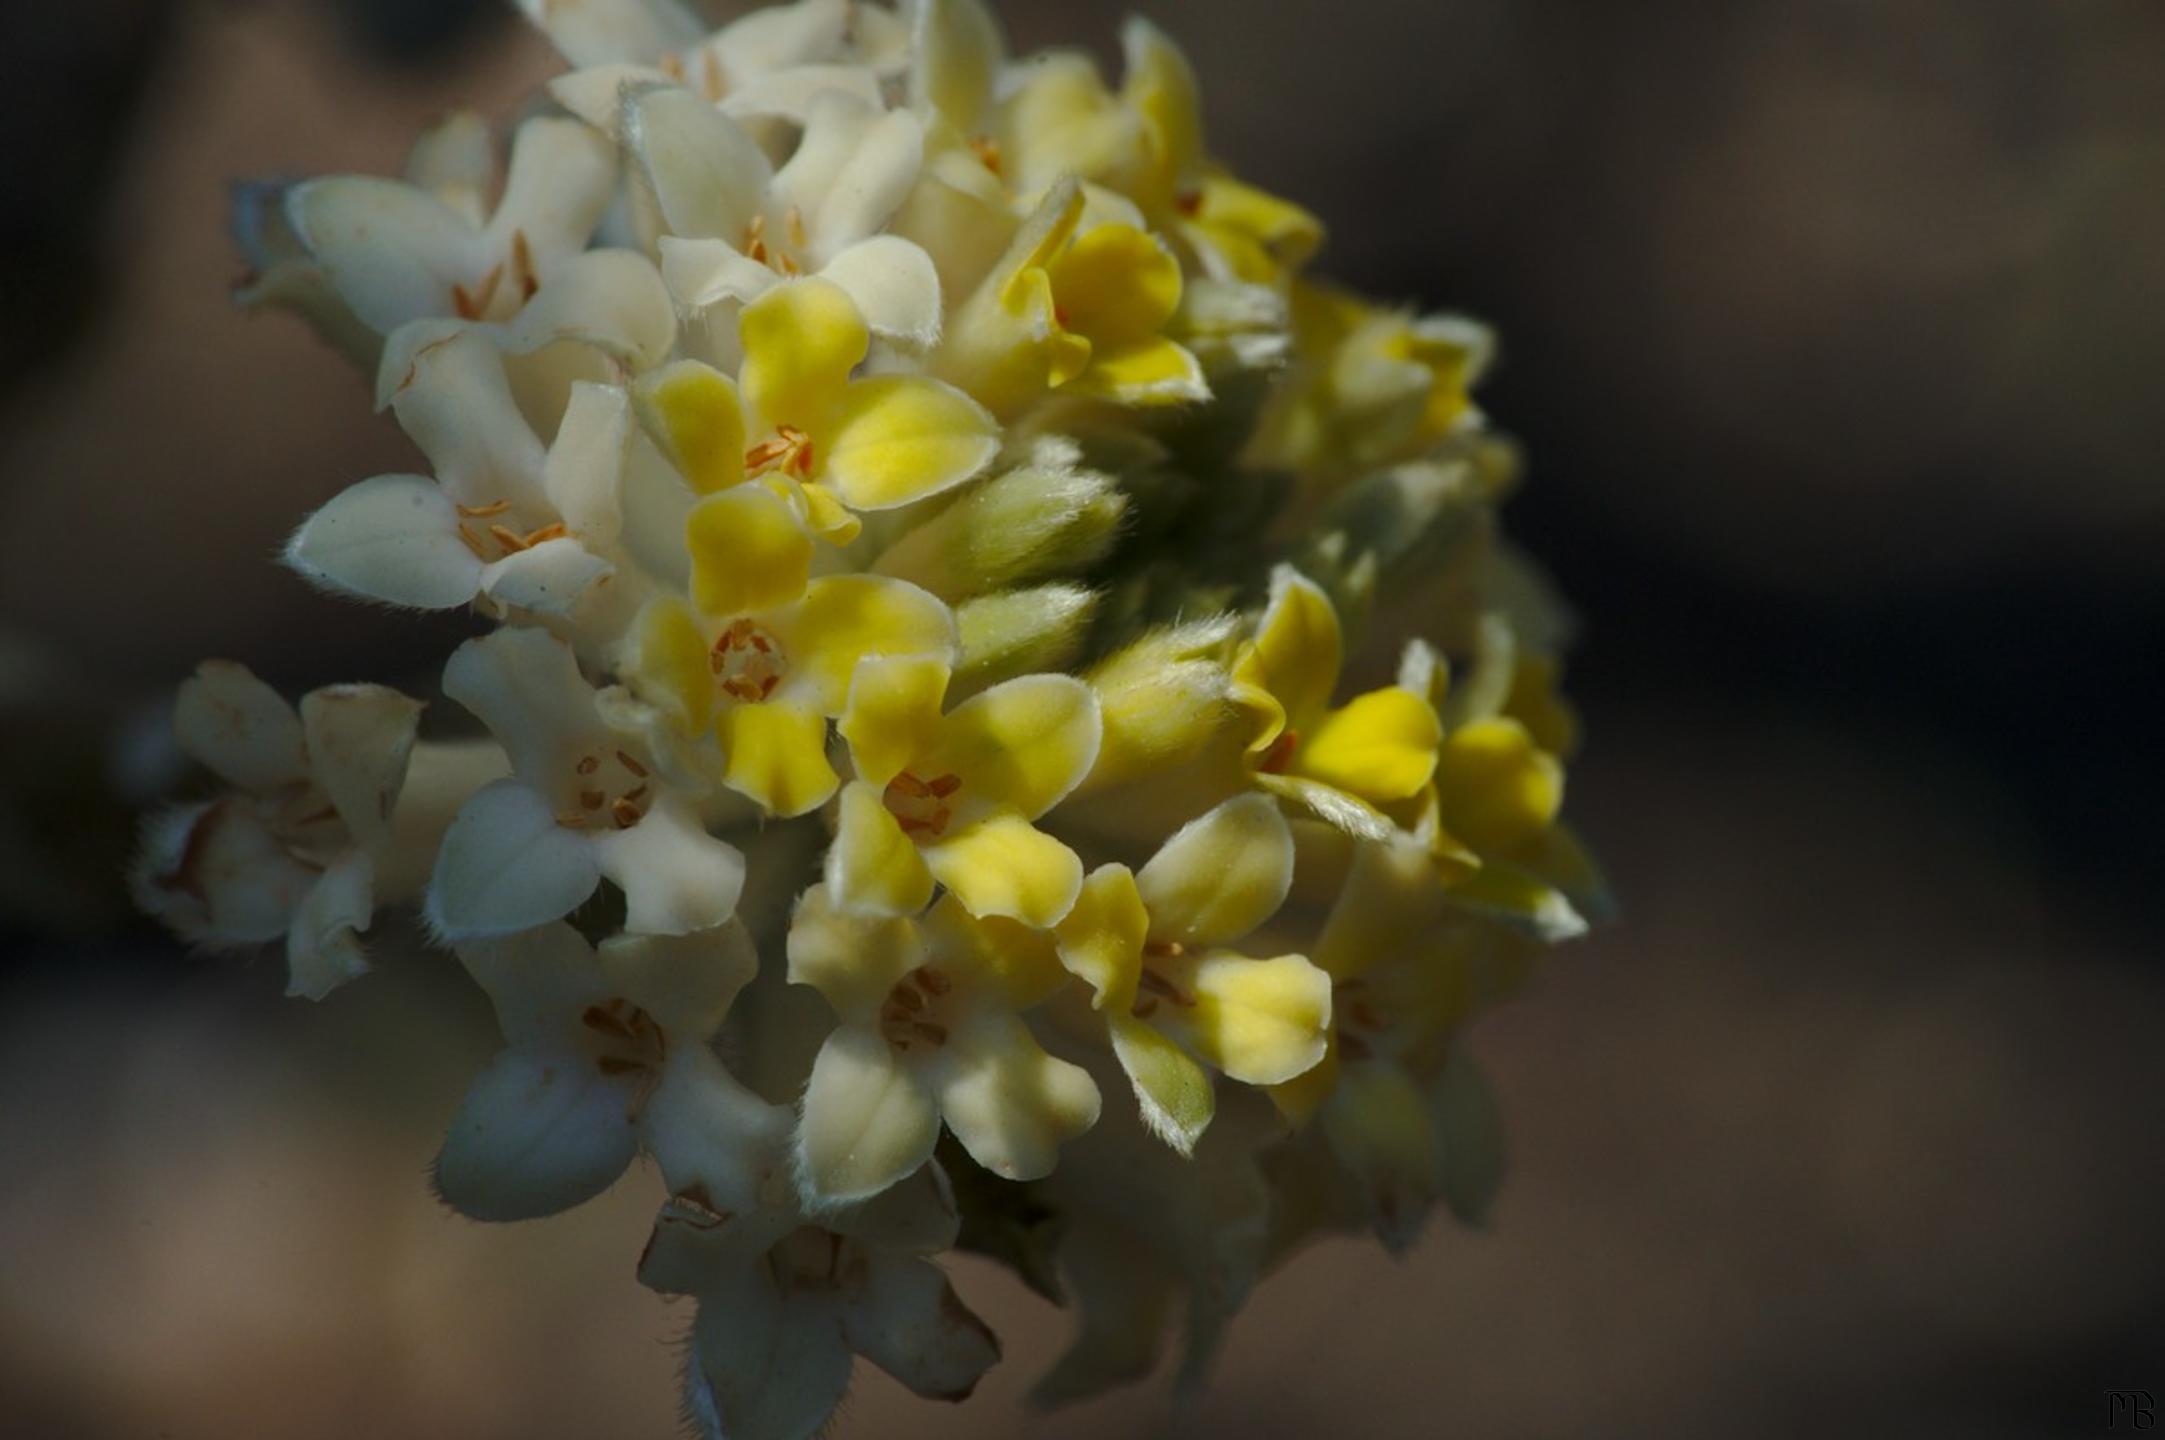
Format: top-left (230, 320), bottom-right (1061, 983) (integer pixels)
top-left (787, 884), bottom-right (1099, 1204)
top-left (132, 661), bottom-right (500, 999)
top-left (828, 653), bottom-right (1100, 927)
top-left (425, 627), bottom-right (744, 939)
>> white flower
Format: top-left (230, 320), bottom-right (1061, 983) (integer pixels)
top-left (425, 627), bottom-right (745, 940)
top-left (787, 883), bottom-right (1100, 1206)
top-left (131, 661), bottom-right (501, 998)
top-left (285, 327), bottom-right (633, 622)
top-left (620, 83), bottom-right (946, 354)
top-left (640, 1149), bottom-right (999, 1440)
top-left (435, 919), bottom-right (771, 1220)
top-left (246, 113), bottom-right (619, 344)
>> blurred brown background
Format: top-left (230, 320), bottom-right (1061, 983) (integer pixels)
top-left (4, 1), bottom-right (2163, 1436)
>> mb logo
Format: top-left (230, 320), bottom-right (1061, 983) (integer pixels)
top-left (2109, 1391), bottom-right (2157, 1430)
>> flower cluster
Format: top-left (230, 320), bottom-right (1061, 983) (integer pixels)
top-left (138, 1), bottom-right (1609, 1432)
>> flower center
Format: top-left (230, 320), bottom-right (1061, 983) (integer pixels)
top-left (1333, 976), bottom-right (1385, 1060)
top-left (882, 771), bottom-right (961, 838)
top-left (454, 498), bottom-right (567, 561)
top-left (968, 134), bottom-right (1003, 176)
top-left (558, 747), bottom-right (652, 830)
top-left (1131, 950), bottom-right (1200, 1020)
top-left (742, 209), bottom-right (808, 277)
top-left (744, 423), bottom-right (816, 481)
top-left (1257, 728), bottom-right (1301, 775)
top-left (451, 227), bottom-right (539, 320)
top-left (878, 964), bottom-right (956, 1052)
top-left (710, 619), bottom-right (787, 703)
top-left (580, 997), bottom-right (668, 1077)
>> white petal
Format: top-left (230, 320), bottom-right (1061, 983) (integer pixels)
top-left (685, 1272), bottom-right (853, 1440)
top-left (796, 1026), bottom-right (942, 1207)
top-left (382, 325), bottom-right (551, 510)
top-left (454, 922), bottom-right (604, 1051)
top-left (130, 801), bottom-right (312, 945)
top-left (510, 0), bottom-right (702, 67)
top-left (658, 234), bottom-right (779, 310)
top-left (481, 537), bottom-right (613, 617)
top-left (434, 1048), bottom-right (638, 1221)
top-left (590, 794), bottom-right (746, 935)
top-left (598, 920), bottom-right (759, 1036)
top-left (545, 62), bottom-right (673, 135)
top-left (402, 109), bottom-right (493, 221)
top-left (285, 177), bottom-right (478, 334)
top-left (285, 850), bottom-right (374, 1000)
top-left (426, 779), bottom-right (601, 940)
top-left (173, 660), bottom-right (307, 793)
top-left (818, 236), bottom-right (941, 348)
top-left (807, 106), bottom-right (924, 258)
top-left (716, 64), bottom-right (885, 125)
top-left (624, 86), bottom-right (774, 243)
top-left (285, 475), bottom-right (484, 610)
top-left (441, 627), bottom-right (604, 782)
top-left (497, 248), bottom-right (677, 373)
top-left (826, 1161), bottom-right (960, 1254)
top-left (841, 1254), bottom-right (999, 1400)
top-left (1135, 793), bottom-right (1295, 948)
top-left (642, 1045), bottom-right (792, 1207)
top-left (769, 88), bottom-right (881, 229)
top-left (544, 379), bottom-right (631, 542)
top-left (298, 684), bottom-right (423, 851)
top-left (706, 0), bottom-right (851, 79)
top-left (482, 116), bottom-right (618, 273)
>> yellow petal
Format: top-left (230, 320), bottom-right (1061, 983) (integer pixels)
top-left (1045, 223), bottom-right (1182, 347)
top-left (1293, 687), bottom-right (1442, 805)
top-left (798, 480), bottom-right (864, 545)
top-left (715, 699), bottom-right (840, 818)
top-left (1233, 567), bottom-right (1341, 743)
top-left (1052, 864), bottom-right (1147, 1012)
top-left (686, 485), bottom-right (812, 619)
top-left (921, 811), bottom-right (1083, 927)
top-left (1434, 717), bottom-right (1562, 856)
top-left (1107, 1012), bottom-right (1214, 1155)
top-left (1062, 336), bottom-right (1208, 407)
top-left (824, 375), bottom-right (1000, 510)
top-left (740, 277), bottom-right (868, 438)
top-left (924, 672), bottom-right (1101, 820)
top-left (1150, 949), bottom-right (1332, 1086)
top-left (921, 892), bottom-right (1069, 1010)
top-left (628, 596), bottom-right (714, 735)
top-left (631, 359), bottom-right (745, 494)
top-left (1133, 793), bottom-right (1292, 948)
top-left (826, 780), bottom-right (937, 918)
top-left (1268, 1031), bottom-right (1340, 1127)
top-left (778, 575), bottom-right (959, 715)
top-left (787, 883), bottom-right (927, 1020)
top-left (935, 1011), bottom-right (1100, 1181)
top-left (1191, 175), bottom-right (1323, 281)
top-left (839, 654), bottom-right (952, 789)
top-left (1120, 18), bottom-right (1204, 205)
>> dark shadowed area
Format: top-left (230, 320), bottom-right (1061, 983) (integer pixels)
top-left (3, 1), bottom-right (2161, 1436)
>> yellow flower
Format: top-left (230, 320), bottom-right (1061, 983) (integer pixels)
top-left (1254, 279), bottom-right (1493, 479)
top-left (632, 276), bottom-right (1001, 544)
top-left (1394, 631), bottom-right (1609, 942)
top-left (829, 654), bottom-right (1100, 928)
top-left (1229, 566), bottom-right (1442, 838)
top-left (1268, 837), bottom-right (1519, 1250)
top-left (934, 177), bottom-right (1208, 419)
top-left (982, 19), bottom-right (1322, 289)
top-left (626, 491), bottom-right (957, 817)
top-left (788, 883), bottom-right (1099, 1204)
top-left (1052, 794), bottom-right (1331, 1155)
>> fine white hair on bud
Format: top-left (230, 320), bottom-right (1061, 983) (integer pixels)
top-left (141, 2), bottom-right (1605, 1432)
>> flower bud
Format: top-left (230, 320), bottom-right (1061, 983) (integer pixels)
top-left (873, 463), bottom-right (1127, 600)
top-left (953, 584), bottom-right (1100, 694)
top-left (1077, 616), bottom-right (1238, 790)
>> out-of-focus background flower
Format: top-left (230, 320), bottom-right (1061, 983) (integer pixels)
top-left (4, 1), bottom-right (2163, 1435)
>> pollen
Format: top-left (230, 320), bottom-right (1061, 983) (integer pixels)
top-left (710, 619), bottom-right (788, 702)
top-left (883, 771), bottom-right (962, 838)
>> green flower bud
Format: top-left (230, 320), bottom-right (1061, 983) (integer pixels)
top-left (953, 584), bottom-right (1101, 695)
top-left (873, 463), bottom-right (1128, 601)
